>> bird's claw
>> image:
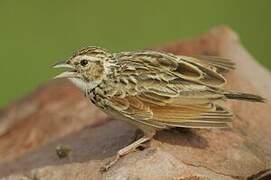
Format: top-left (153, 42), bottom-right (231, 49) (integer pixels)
top-left (100, 155), bottom-right (120, 173)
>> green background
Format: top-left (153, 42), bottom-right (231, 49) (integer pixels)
top-left (0, 0), bottom-right (270, 107)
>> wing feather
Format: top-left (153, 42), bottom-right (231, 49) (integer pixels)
top-left (116, 51), bottom-right (231, 88)
top-left (182, 55), bottom-right (235, 73)
top-left (107, 95), bottom-right (232, 129)
top-left (105, 51), bottom-right (234, 129)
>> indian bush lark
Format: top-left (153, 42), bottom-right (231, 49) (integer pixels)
top-left (53, 46), bottom-right (264, 171)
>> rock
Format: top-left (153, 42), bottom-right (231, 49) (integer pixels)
top-left (0, 26), bottom-right (270, 180)
top-left (0, 80), bottom-right (108, 163)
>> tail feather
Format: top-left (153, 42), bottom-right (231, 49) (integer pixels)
top-left (224, 91), bottom-right (265, 102)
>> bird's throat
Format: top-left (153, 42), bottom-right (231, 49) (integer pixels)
top-left (69, 78), bottom-right (101, 92)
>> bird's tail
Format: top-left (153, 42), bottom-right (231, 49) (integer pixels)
top-left (224, 91), bottom-right (265, 102)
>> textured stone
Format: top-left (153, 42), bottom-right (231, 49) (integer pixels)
top-left (0, 80), bottom-right (108, 163)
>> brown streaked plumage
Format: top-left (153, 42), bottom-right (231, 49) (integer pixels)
top-left (53, 46), bottom-right (265, 171)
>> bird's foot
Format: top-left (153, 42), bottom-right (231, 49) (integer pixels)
top-left (100, 135), bottom-right (152, 172)
top-left (100, 154), bottom-right (121, 172)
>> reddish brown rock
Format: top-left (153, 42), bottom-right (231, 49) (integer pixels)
top-left (0, 26), bottom-right (270, 180)
top-left (0, 80), bottom-right (108, 163)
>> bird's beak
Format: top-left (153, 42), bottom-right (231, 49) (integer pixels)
top-left (53, 60), bottom-right (77, 79)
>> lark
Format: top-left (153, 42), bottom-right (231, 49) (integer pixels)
top-left (53, 46), bottom-right (264, 171)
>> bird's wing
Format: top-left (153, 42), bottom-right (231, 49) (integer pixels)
top-left (103, 51), bottom-right (233, 129)
top-left (183, 55), bottom-right (235, 74)
top-left (115, 51), bottom-right (234, 88)
top-left (107, 94), bottom-right (233, 129)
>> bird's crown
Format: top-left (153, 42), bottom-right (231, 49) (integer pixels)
top-left (70, 46), bottom-right (110, 60)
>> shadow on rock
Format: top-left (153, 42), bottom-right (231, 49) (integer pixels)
top-left (155, 128), bottom-right (209, 149)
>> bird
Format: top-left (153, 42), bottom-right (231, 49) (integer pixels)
top-left (53, 46), bottom-right (265, 171)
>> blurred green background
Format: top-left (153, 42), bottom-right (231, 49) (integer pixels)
top-left (0, 0), bottom-right (270, 107)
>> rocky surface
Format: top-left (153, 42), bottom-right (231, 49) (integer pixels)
top-left (0, 26), bottom-right (270, 180)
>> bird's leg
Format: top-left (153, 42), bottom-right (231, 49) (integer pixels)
top-left (100, 132), bottom-right (154, 172)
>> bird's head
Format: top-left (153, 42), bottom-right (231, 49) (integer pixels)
top-left (53, 46), bottom-right (113, 91)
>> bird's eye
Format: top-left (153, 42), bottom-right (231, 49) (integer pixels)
top-left (80, 59), bottom-right (89, 67)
